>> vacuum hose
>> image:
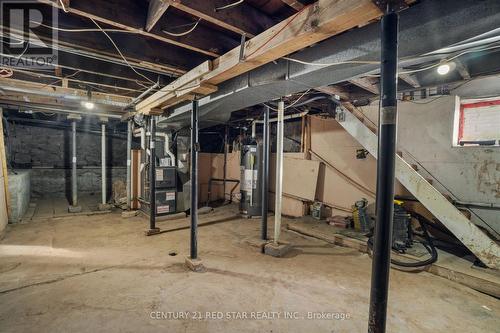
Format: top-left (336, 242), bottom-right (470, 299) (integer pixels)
top-left (367, 212), bottom-right (438, 268)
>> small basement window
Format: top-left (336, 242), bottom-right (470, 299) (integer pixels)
top-left (454, 97), bottom-right (500, 147)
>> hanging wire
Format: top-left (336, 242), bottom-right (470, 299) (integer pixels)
top-left (162, 19), bottom-right (202, 37)
top-left (89, 18), bottom-right (156, 84)
top-left (215, 0), bottom-right (244, 12)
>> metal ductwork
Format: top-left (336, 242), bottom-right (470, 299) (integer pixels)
top-left (157, 0), bottom-right (500, 129)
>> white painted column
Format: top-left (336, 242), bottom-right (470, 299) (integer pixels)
top-left (274, 101), bottom-right (284, 244)
top-left (126, 120), bottom-right (132, 209)
top-left (101, 118), bottom-right (107, 205)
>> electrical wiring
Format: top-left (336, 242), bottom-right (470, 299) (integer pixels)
top-left (263, 89), bottom-right (312, 111)
top-left (399, 44), bottom-right (500, 75)
top-left (3, 46), bottom-right (150, 86)
top-left (162, 19), bottom-right (201, 37)
top-left (59, 0), bottom-right (69, 13)
top-left (31, 21), bottom-right (136, 34)
top-left (89, 17), bottom-right (156, 85)
top-left (1, 38), bottom-right (24, 45)
top-left (285, 42), bottom-right (500, 78)
top-left (214, 0), bottom-right (244, 12)
top-left (39, 69), bottom-right (82, 89)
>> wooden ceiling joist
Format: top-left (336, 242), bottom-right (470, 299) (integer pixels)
top-left (146, 0), bottom-right (170, 32)
top-left (280, 0), bottom-right (305, 11)
top-left (37, 0), bottom-right (220, 57)
top-left (399, 73), bottom-right (420, 88)
top-left (348, 77), bottom-right (380, 95)
top-left (138, 0), bottom-right (383, 114)
top-left (166, 0), bottom-right (277, 37)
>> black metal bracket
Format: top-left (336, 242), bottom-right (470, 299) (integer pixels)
top-left (239, 34), bottom-right (246, 63)
top-left (372, 0), bottom-right (408, 12)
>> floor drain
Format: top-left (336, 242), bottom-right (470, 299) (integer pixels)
top-left (168, 251), bottom-right (178, 256)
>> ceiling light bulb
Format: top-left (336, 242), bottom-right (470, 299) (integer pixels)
top-left (437, 64), bottom-right (450, 75)
top-left (83, 101), bottom-right (95, 110)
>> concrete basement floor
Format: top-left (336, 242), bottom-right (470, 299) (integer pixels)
top-left (0, 204), bottom-right (498, 332)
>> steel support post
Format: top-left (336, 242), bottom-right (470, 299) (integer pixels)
top-left (126, 120), bottom-right (132, 209)
top-left (261, 106), bottom-right (270, 240)
top-left (101, 122), bottom-right (107, 205)
top-left (368, 5), bottom-right (399, 333)
top-left (223, 125), bottom-right (228, 202)
top-left (149, 116), bottom-right (157, 231)
top-left (190, 100), bottom-right (199, 259)
top-left (71, 120), bottom-right (77, 206)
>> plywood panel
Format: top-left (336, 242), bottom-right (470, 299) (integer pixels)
top-left (282, 157), bottom-right (320, 201)
top-left (310, 115), bottom-right (377, 192)
top-left (210, 151), bottom-right (241, 202)
top-left (269, 194), bottom-right (306, 218)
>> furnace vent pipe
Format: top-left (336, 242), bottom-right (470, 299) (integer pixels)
top-left (156, 132), bottom-right (176, 166)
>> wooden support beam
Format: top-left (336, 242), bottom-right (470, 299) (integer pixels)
top-left (205, 0), bottom-right (383, 85)
top-left (348, 77), bottom-right (380, 95)
top-left (167, 0), bottom-right (277, 37)
top-left (455, 59), bottom-right (471, 80)
top-left (280, 0), bottom-right (305, 11)
top-left (139, 0), bottom-right (383, 112)
top-left (399, 73), bottom-right (420, 88)
top-left (146, 0), bottom-right (170, 32)
top-left (0, 78), bottom-right (133, 106)
top-left (136, 61), bottom-right (216, 114)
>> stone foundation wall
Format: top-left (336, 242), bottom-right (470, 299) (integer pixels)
top-left (5, 122), bottom-right (128, 197)
top-left (30, 167), bottom-right (127, 198)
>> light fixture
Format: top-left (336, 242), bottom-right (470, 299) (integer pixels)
top-left (83, 101), bottom-right (95, 110)
top-left (82, 89), bottom-right (95, 110)
top-left (437, 63), bottom-right (450, 75)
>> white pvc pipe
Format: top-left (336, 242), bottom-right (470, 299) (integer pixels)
top-left (101, 122), bottom-right (106, 205)
top-left (156, 132), bottom-right (176, 166)
top-left (140, 128), bottom-right (146, 150)
top-left (274, 101), bottom-right (284, 245)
